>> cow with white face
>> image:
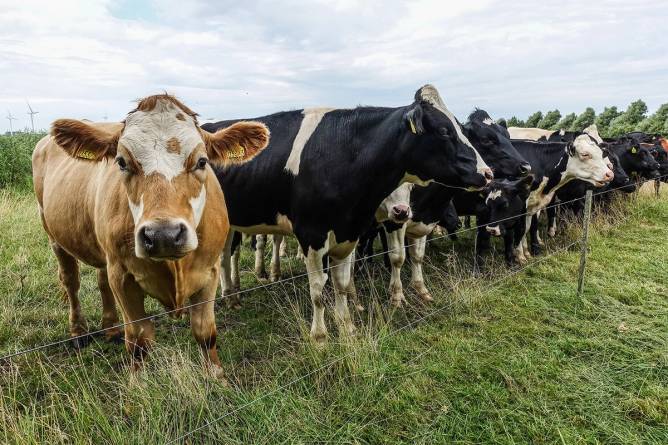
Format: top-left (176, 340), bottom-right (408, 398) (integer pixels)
top-left (32, 94), bottom-right (269, 375)
top-left (511, 134), bottom-right (614, 260)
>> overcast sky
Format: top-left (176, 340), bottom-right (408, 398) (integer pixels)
top-left (1, 0), bottom-right (666, 132)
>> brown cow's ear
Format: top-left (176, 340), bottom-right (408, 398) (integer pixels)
top-left (202, 121), bottom-right (270, 166)
top-left (51, 119), bottom-right (120, 161)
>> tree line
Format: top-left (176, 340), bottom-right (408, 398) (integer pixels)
top-left (504, 100), bottom-right (668, 138)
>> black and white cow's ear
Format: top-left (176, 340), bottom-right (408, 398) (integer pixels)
top-left (516, 174), bottom-right (534, 198)
top-left (566, 142), bottom-right (576, 156)
top-left (404, 104), bottom-right (425, 135)
top-left (497, 118), bottom-right (507, 129)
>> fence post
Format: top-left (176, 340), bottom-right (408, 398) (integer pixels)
top-left (577, 189), bottom-right (593, 296)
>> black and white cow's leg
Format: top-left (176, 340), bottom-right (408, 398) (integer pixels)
top-left (535, 210), bottom-right (545, 246)
top-left (303, 244), bottom-right (329, 343)
top-left (408, 235), bottom-right (432, 302)
top-left (254, 234), bottom-right (268, 280)
top-left (330, 250), bottom-right (356, 336)
top-left (269, 234), bottom-right (283, 282)
top-left (546, 204), bottom-right (557, 237)
top-left (386, 225), bottom-right (407, 307)
top-left (220, 231), bottom-right (241, 310)
top-left (279, 236), bottom-right (288, 258)
top-left (529, 214), bottom-right (541, 256)
top-left (515, 215), bottom-right (531, 264)
top-left (503, 229), bottom-right (516, 267)
top-left (346, 249), bottom-right (364, 312)
top-left (474, 227), bottom-right (491, 274)
top-left (230, 243), bottom-right (241, 292)
top-left (296, 244), bottom-right (305, 261)
top-left (464, 215), bottom-right (471, 228)
top-left (379, 227), bottom-right (390, 269)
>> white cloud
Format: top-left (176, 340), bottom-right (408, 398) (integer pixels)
top-left (1, 0), bottom-right (667, 132)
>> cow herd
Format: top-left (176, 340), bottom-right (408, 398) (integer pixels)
top-left (31, 86), bottom-right (668, 376)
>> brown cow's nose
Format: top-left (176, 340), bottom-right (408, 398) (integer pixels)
top-left (391, 204), bottom-right (410, 222)
top-left (139, 222), bottom-right (188, 257)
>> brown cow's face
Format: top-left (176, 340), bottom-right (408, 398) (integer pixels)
top-left (51, 94), bottom-right (269, 261)
top-left (118, 101), bottom-right (212, 259)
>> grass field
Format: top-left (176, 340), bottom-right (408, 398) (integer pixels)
top-left (0, 180), bottom-right (666, 444)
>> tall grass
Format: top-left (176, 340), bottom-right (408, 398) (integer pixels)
top-left (0, 185), bottom-right (666, 443)
top-left (0, 133), bottom-right (44, 190)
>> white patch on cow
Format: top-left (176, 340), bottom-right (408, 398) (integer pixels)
top-left (485, 189), bottom-right (502, 204)
top-left (128, 195), bottom-right (144, 225)
top-left (284, 108), bottom-right (335, 175)
top-left (482, 117), bottom-right (495, 126)
top-left (583, 124), bottom-right (603, 144)
top-left (486, 225), bottom-right (501, 236)
top-left (189, 185), bottom-right (206, 227)
top-left (231, 213), bottom-right (294, 236)
top-left (402, 172), bottom-right (434, 187)
top-left (406, 220), bottom-right (437, 238)
top-left (119, 101), bottom-right (202, 181)
top-left (507, 127), bottom-right (555, 141)
top-left (418, 85), bottom-right (489, 174)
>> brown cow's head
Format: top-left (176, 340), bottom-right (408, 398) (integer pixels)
top-left (51, 94), bottom-right (269, 260)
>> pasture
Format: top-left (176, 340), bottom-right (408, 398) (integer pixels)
top-left (0, 135), bottom-right (666, 444)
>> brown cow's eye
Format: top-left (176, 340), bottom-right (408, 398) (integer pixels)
top-left (196, 157), bottom-right (208, 170)
top-left (116, 157), bottom-right (128, 172)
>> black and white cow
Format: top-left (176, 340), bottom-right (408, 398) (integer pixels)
top-left (376, 109), bottom-right (531, 305)
top-left (203, 85), bottom-right (491, 342)
top-left (510, 136), bottom-right (614, 261)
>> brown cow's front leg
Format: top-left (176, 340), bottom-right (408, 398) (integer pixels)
top-left (189, 267), bottom-right (224, 379)
top-left (51, 242), bottom-right (88, 348)
top-left (107, 264), bottom-right (155, 370)
top-left (97, 269), bottom-right (122, 343)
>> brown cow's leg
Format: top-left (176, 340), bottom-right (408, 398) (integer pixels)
top-left (107, 265), bottom-right (154, 370)
top-left (97, 269), bottom-right (122, 343)
top-left (189, 268), bottom-right (224, 379)
top-left (51, 242), bottom-right (88, 346)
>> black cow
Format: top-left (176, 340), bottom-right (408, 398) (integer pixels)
top-left (376, 109), bottom-right (531, 305)
top-left (203, 85), bottom-right (491, 342)
top-left (608, 136), bottom-right (660, 179)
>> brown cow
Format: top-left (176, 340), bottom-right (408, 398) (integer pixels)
top-left (32, 94), bottom-right (269, 376)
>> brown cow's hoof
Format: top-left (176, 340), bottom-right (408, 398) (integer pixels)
top-left (69, 334), bottom-right (92, 350)
top-left (105, 329), bottom-right (124, 345)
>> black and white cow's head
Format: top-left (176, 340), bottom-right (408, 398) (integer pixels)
top-left (402, 85), bottom-right (493, 190)
top-left (480, 176), bottom-right (533, 237)
top-left (564, 134), bottom-right (614, 187)
top-left (463, 109), bottom-right (531, 179)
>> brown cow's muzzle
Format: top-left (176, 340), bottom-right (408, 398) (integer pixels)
top-left (136, 219), bottom-right (197, 260)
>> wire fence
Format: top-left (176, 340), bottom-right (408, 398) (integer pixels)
top-left (0, 173), bottom-right (665, 365)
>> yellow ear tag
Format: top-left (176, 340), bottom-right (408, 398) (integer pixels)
top-left (77, 149), bottom-right (96, 160)
top-left (631, 146), bottom-right (638, 154)
top-left (227, 144), bottom-right (245, 159)
top-left (408, 117), bottom-right (417, 134)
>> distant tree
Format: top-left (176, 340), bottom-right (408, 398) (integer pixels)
top-left (608, 99), bottom-right (648, 137)
top-left (554, 113), bottom-right (576, 130)
top-left (506, 116), bottom-right (525, 127)
top-left (636, 103), bottom-right (668, 135)
top-left (595, 106), bottom-right (622, 137)
top-left (538, 109), bottom-right (561, 129)
top-left (570, 107), bottom-right (596, 132)
top-left (525, 111), bottom-right (543, 128)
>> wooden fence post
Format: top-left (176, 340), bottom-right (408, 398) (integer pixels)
top-left (577, 189), bottom-right (593, 296)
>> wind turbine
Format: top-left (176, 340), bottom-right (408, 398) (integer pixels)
top-left (26, 101), bottom-right (39, 133)
top-left (6, 110), bottom-right (18, 136)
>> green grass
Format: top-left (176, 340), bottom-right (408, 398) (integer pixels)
top-left (0, 133), bottom-right (44, 190)
top-left (0, 184), bottom-right (667, 444)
